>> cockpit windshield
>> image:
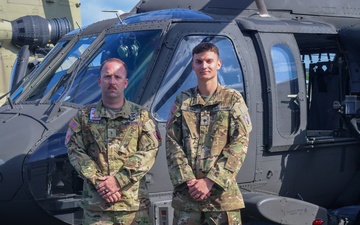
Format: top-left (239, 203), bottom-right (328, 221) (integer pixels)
top-left (49, 30), bottom-right (161, 105)
top-left (12, 37), bottom-right (96, 102)
top-left (10, 41), bottom-right (68, 101)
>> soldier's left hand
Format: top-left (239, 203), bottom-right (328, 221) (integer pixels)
top-left (96, 176), bottom-right (121, 197)
top-left (189, 178), bottom-right (214, 201)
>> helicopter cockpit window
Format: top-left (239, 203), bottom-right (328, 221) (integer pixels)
top-left (57, 30), bottom-right (161, 105)
top-left (22, 37), bottom-right (96, 102)
top-left (153, 35), bottom-right (244, 121)
top-left (10, 40), bottom-right (68, 101)
top-left (271, 44), bottom-right (300, 136)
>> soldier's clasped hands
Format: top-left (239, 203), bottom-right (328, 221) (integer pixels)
top-left (96, 176), bottom-right (122, 203)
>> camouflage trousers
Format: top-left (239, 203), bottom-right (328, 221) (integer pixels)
top-left (82, 209), bottom-right (151, 225)
top-left (173, 209), bottom-right (242, 225)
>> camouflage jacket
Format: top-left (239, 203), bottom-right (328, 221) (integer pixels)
top-left (166, 84), bottom-right (252, 211)
top-left (66, 100), bottom-right (160, 211)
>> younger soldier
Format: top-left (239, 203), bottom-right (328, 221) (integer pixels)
top-left (166, 43), bottom-right (252, 224)
top-left (66, 58), bottom-right (161, 225)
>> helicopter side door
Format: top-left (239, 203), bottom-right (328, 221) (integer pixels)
top-left (256, 32), bottom-right (307, 152)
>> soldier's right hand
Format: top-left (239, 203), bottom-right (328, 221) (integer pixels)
top-left (103, 191), bottom-right (122, 203)
top-left (186, 179), bottom-right (197, 187)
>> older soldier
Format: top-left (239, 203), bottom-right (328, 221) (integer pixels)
top-left (65, 58), bottom-right (161, 225)
top-left (166, 42), bottom-right (252, 225)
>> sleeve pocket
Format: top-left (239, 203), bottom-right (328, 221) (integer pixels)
top-left (224, 156), bottom-right (238, 172)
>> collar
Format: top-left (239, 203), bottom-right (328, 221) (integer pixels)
top-left (94, 99), bottom-right (132, 119)
top-left (190, 83), bottom-right (224, 106)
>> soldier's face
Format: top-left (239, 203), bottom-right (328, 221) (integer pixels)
top-left (98, 61), bottom-right (128, 102)
top-left (192, 51), bottom-right (222, 83)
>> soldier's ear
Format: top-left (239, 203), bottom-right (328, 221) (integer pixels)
top-left (124, 78), bottom-right (128, 89)
top-left (217, 59), bottom-right (222, 70)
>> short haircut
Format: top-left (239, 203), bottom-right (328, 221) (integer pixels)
top-left (192, 42), bottom-right (220, 57)
top-left (100, 58), bottom-right (128, 77)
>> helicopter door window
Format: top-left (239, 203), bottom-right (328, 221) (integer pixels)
top-left (153, 35), bottom-right (244, 121)
top-left (271, 44), bottom-right (300, 136)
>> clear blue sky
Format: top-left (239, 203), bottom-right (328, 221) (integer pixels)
top-left (80, 0), bottom-right (139, 26)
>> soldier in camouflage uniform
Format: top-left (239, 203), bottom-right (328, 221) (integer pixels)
top-left (166, 43), bottom-right (252, 225)
top-left (65, 58), bottom-right (161, 225)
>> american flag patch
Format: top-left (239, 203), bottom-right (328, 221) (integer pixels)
top-left (69, 118), bottom-right (79, 131)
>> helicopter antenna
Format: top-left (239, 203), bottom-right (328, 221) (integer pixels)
top-left (255, 0), bottom-right (270, 17)
top-left (76, 21), bottom-right (83, 31)
top-left (102, 10), bottom-right (126, 24)
top-left (116, 12), bottom-right (124, 24)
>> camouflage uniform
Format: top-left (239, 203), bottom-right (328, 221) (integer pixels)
top-left (66, 100), bottom-right (160, 223)
top-left (166, 84), bottom-right (252, 213)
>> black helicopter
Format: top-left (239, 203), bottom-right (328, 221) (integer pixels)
top-left (1, 0), bottom-right (360, 224)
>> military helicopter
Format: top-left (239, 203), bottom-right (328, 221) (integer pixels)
top-left (1, 0), bottom-right (360, 224)
top-left (0, 0), bottom-right (81, 105)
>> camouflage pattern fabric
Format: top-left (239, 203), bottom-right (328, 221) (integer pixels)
top-left (83, 209), bottom-right (151, 225)
top-left (173, 209), bottom-right (242, 225)
top-left (166, 84), bottom-right (252, 211)
top-left (66, 99), bottom-right (160, 212)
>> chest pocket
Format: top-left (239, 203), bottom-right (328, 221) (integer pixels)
top-left (114, 121), bottom-right (139, 156)
top-left (86, 121), bottom-right (107, 157)
top-left (182, 107), bottom-right (200, 140)
top-left (210, 106), bottom-right (231, 138)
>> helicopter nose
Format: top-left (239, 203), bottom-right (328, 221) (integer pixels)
top-left (0, 111), bottom-right (46, 201)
